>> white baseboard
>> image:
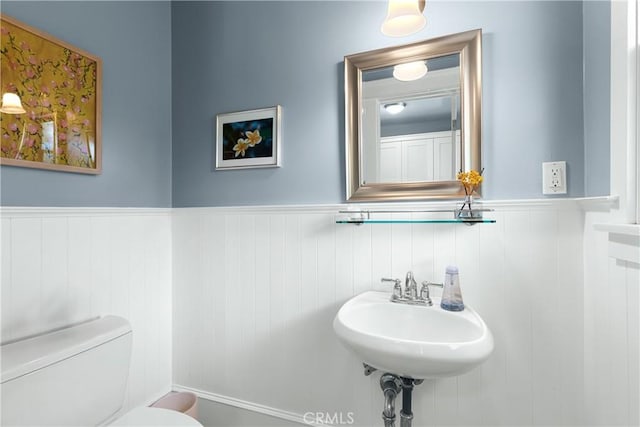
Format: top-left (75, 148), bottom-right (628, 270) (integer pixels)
top-left (144, 385), bottom-right (175, 407)
top-left (172, 384), bottom-right (331, 427)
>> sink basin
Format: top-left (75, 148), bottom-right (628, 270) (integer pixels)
top-left (333, 291), bottom-right (494, 379)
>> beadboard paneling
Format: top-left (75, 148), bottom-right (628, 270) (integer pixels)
top-left (0, 209), bottom-right (173, 411)
top-left (4, 202), bottom-right (635, 427)
top-left (172, 204), bottom-right (587, 426)
top-left (583, 211), bottom-right (640, 427)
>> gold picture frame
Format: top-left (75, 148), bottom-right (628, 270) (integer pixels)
top-left (0, 14), bottom-right (102, 174)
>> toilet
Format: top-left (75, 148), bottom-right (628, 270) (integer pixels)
top-left (0, 316), bottom-right (202, 426)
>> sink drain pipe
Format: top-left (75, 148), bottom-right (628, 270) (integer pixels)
top-left (370, 365), bottom-right (424, 427)
top-left (380, 374), bottom-right (401, 427)
top-left (400, 377), bottom-right (416, 427)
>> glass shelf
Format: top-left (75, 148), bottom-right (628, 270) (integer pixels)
top-left (335, 209), bottom-right (496, 225)
top-left (336, 218), bottom-right (496, 225)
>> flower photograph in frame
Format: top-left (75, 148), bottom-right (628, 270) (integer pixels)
top-left (216, 105), bottom-right (281, 170)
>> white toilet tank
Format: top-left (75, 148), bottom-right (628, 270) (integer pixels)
top-left (1, 316), bottom-right (133, 426)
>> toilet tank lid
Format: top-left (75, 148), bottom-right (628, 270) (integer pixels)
top-left (1, 316), bottom-right (131, 384)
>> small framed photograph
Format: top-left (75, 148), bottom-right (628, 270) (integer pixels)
top-left (215, 105), bottom-right (281, 170)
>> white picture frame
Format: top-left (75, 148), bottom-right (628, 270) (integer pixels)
top-left (215, 105), bottom-right (282, 170)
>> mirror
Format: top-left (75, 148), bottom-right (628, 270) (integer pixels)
top-left (345, 29), bottom-right (482, 201)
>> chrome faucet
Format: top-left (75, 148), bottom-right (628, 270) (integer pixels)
top-left (405, 271), bottom-right (417, 300)
top-left (381, 271), bottom-right (441, 306)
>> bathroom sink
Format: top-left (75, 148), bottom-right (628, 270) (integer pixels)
top-left (333, 291), bottom-right (494, 379)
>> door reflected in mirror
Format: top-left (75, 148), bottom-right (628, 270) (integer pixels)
top-left (361, 53), bottom-right (462, 185)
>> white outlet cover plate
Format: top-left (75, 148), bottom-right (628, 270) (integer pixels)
top-left (542, 161), bottom-right (567, 195)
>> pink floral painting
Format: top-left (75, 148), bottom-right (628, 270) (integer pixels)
top-left (0, 15), bottom-right (101, 173)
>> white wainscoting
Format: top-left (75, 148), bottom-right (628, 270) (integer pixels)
top-left (0, 208), bottom-right (173, 411)
top-left (583, 211), bottom-right (639, 427)
top-left (172, 202), bottom-right (588, 426)
top-left (4, 202), bottom-right (635, 427)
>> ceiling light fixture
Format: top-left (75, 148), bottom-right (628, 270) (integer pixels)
top-left (0, 93), bottom-right (26, 114)
top-left (381, 0), bottom-right (427, 37)
top-left (393, 61), bottom-right (428, 81)
top-left (384, 102), bottom-right (406, 114)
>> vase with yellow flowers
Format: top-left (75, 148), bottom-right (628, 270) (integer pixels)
top-left (456, 168), bottom-right (484, 219)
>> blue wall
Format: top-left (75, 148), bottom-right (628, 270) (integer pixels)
top-left (381, 118), bottom-right (456, 138)
top-left (0, 1), bottom-right (610, 207)
top-left (0, 1), bottom-right (172, 207)
top-left (583, 1), bottom-right (611, 197)
top-left (171, 1), bottom-right (594, 206)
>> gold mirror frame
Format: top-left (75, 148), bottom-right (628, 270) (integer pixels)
top-left (345, 29), bottom-right (482, 201)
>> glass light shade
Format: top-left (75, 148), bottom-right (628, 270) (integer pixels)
top-left (384, 102), bottom-right (406, 114)
top-left (381, 0), bottom-right (426, 37)
top-left (393, 61), bottom-right (428, 81)
top-left (0, 92), bottom-right (26, 114)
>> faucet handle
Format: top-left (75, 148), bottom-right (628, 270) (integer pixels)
top-left (421, 281), bottom-right (443, 288)
top-left (381, 278), bottom-right (403, 300)
top-left (420, 282), bottom-right (443, 306)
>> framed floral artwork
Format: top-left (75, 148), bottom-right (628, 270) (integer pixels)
top-left (215, 105), bottom-right (281, 170)
top-left (0, 14), bottom-right (102, 174)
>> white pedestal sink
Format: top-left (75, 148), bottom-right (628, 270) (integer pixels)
top-left (333, 291), bottom-right (494, 379)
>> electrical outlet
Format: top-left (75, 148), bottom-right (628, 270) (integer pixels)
top-left (542, 161), bottom-right (567, 195)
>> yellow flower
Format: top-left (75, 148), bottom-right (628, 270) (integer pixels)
top-left (245, 129), bottom-right (262, 147)
top-left (233, 138), bottom-right (250, 157)
top-left (457, 169), bottom-right (484, 193)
